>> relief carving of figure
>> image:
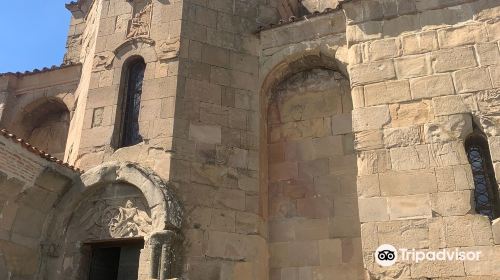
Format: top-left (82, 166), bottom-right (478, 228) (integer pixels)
top-left (108, 200), bottom-right (152, 238)
top-left (92, 51), bottom-right (115, 72)
top-left (78, 197), bottom-right (152, 239)
top-left (157, 38), bottom-right (180, 60)
top-left (127, 3), bottom-right (152, 39)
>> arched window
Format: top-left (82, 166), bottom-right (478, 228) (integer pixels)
top-left (120, 58), bottom-right (146, 147)
top-left (465, 131), bottom-right (500, 220)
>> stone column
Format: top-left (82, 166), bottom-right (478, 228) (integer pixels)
top-left (148, 230), bottom-right (182, 280)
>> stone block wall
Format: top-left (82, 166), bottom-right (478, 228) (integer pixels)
top-left (2, 0), bottom-right (498, 278)
top-left (0, 65), bottom-right (80, 158)
top-left (343, 0), bottom-right (500, 277)
top-left (260, 0), bottom-right (500, 277)
top-left (72, 0), bottom-right (182, 180)
top-left (0, 136), bottom-right (77, 280)
top-left (170, 0), bottom-right (279, 277)
top-left (63, 0), bottom-right (281, 278)
top-left (267, 68), bottom-right (363, 279)
top-left (259, 11), bottom-right (365, 280)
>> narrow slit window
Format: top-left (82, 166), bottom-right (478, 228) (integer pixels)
top-left (121, 59), bottom-right (146, 147)
top-left (465, 132), bottom-right (500, 220)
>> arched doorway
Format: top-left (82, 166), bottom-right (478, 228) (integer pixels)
top-left (41, 162), bottom-right (183, 280)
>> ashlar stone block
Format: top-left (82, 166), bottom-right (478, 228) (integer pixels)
top-left (432, 95), bottom-right (472, 116)
top-left (288, 241), bottom-right (320, 267)
top-left (377, 219), bottom-right (429, 249)
top-left (432, 46), bottom-right (478, 73)
top-left (476, 42), bottom-right (500, 66)
top-left (411, 260), bottom-right (465, 278)
top-left (364, 80), bottom-right (412, 106)
top-left (352, 105), bottom-right (390, 132)
top-left (395, 54), bottom-right (432, 79)
top-left (354, 131), bottom-right (383, 153)
top-left (402, 31), bottom-right (439, 55)
top-left (390, 101), bottom-right (434, 127)
top-left (357, 149), bottom-right (391, 175)
top-left (383, 126), bottom-right (421, 148)
top-left (349, 60), bottom-right (396, 86)
top-left (379, 170), bottom-right (438, 196)
top-left (431, 191), bottom-right (472, 216)
top-left (318, 239), bottom-right (342, 266)
top-left (410, 73), bottom-right (455, 99)
top-left (443, 216), bottom-right (475, 247)
top-left (437, 23), bottom-right (488, 48)
top-left (388, 194), bottom-right (432, 220)
top-left (453, 67), bottom-right (493, 93)
top-left (366, 38), bottom-right (402, 61)
top-left (358, 197), bottom-right (389, 222)
top-left (189, 124), bottom-right (222, 144)
top-left (390, 145), bottom-right (430, 171)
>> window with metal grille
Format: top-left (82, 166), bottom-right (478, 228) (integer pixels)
top-left (465, 132), bottom-right (500, 220)
top-left (120, 59), bottom-right (145, 147)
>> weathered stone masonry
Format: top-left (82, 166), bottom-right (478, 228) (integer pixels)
top-left (0, 0), bottom-right (499, 279)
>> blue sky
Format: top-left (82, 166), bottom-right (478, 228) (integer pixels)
top-left (0, 1), bottom-right (71, 73)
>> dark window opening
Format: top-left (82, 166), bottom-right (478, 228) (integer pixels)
top-left (120, 59), bottom-right (146, 148)
top-left (465, 131), bottom-right (500, 220)
top-left (87, 238), bottom-right (144, 280)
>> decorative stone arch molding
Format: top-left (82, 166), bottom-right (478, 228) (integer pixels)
top-left (260, 41), bottom-right (349, 98)
top-left (80, 161), bottom-right (182, 230)
top-left (92, 38), bottom-right (158, 72)
top-left (42, 161), bottom-right (183, 280)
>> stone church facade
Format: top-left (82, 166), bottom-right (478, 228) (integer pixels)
top-left (0, 0), bottom-right (499, 279)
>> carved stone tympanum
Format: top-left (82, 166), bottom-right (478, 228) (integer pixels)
top-left (75, 183), bottom-right (153, 240)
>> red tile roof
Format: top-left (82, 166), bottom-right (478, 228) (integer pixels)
top-left (0, 129), bottom-right (83, 173)
top-left (0, 63), bottom-right (81, 78)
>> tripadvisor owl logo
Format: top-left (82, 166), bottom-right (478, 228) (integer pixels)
top-left (375, 244), bottom-right (398, 267)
